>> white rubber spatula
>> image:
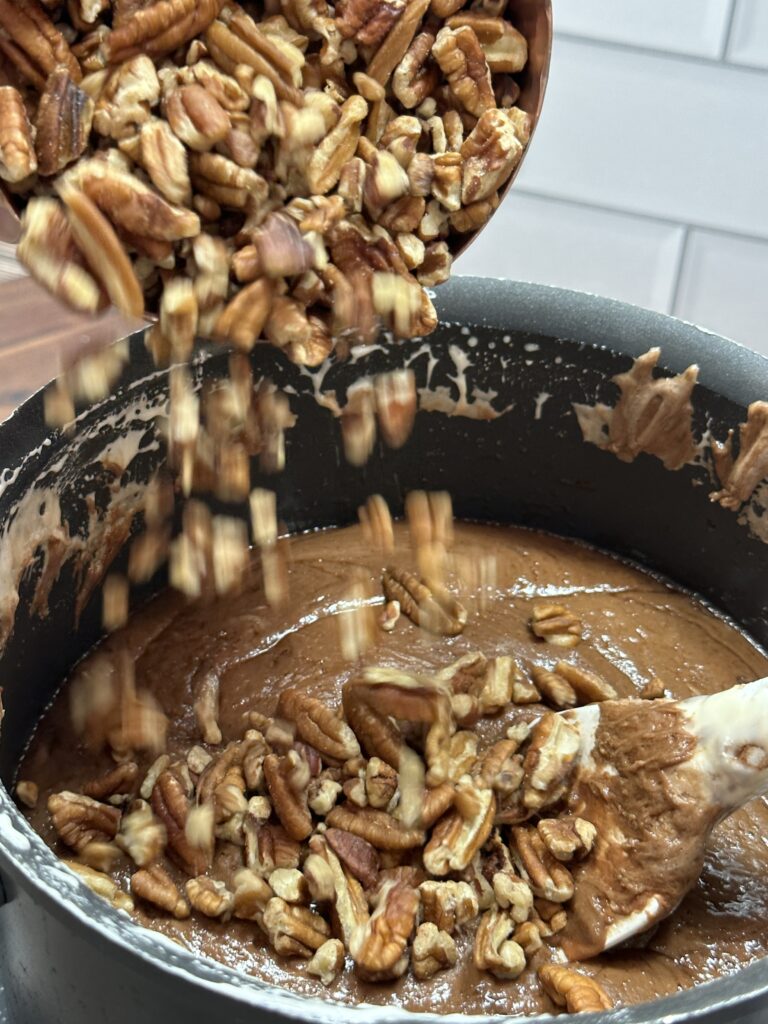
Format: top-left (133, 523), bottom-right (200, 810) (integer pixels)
top-left (556, 679), bottom-right (768, 960)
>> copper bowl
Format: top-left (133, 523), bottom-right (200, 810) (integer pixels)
top-left (0, 1), bottom-right (552, 273)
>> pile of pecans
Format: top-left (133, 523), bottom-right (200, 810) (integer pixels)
top-left (21, 492), bottom-right (624, 1015)
top-left (1, 0), bottom-right (532, 359)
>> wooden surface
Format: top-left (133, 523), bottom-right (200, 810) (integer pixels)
top-left (0, 276), bottom-right (137, 421)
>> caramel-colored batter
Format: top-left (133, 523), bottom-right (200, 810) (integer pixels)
top-left (17, 523), bottom-right (768, 1015)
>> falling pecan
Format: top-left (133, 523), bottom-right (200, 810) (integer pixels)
top-left (350, 879), bottom-right (419, 981)
top-left (382, 568), bottom-right (467, 637)
top-left (423, 778), bottom-right (494, 875)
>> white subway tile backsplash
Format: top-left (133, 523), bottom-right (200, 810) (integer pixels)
top-left (456, 191), bottom-right (684, 312)
top-left (673, 230), bottom-right (768, 355)
top-left (727, 0), bottom-right (768, 69)
top-left (554, 0), bottom-right (733, 59)
top-left (517, 37), bottom-right (768, 239)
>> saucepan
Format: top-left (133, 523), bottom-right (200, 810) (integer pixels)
top-left (0, 277), bottom-right (766, 1023)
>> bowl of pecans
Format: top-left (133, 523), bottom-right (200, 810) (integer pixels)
top-left (0, 0), bottom-right (550, 359)
top-left (1, 278), bottom-right (768, 1024)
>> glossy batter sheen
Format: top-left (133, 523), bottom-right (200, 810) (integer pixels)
top-left (18, 523), bottom-right (768, 1015)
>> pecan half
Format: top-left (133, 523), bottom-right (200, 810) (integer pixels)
top-left (538, 965), bottom-right (613, 1013)
top-left (307, 834), bottom-right (370, 946)
top-left (263, 896), bottom-right (331, 958)
top-left (326, 803), bottom-right (425, 851)
top-left (382, 568), bottom-right (467, 636)
top-left (131, 863), bottom-right (190, 918)
top-left (343, 686), bottom-right (403, 768)
top-left (307, 94), bottom-right (368, 195)
top-left (66, 861), bottom-right (133, 913)
top-left (432, 25), bottom-right (494, 117)
top-left (48, 791), bottom-right (121, 853)
top-left (423, 778), bottom-right (494, 875)
top-left (0, 86), bottom-right (37, 182)
top-left (511, 826), bottom-right (575, 903)
top-left (59, 183), bottom-right (145, 318)
top-left (529, 665), bottom-right (577, 710)
top-left (0, 0), bottom-right (80, 90)
top-left (165, 82), bottom-right (230, 151)
top-left (151, 769), bottom-right (210, 876)
top-left (232, 867), bottom-right (273, 922)
top-left (446, 13), bottom-right (527, 73)
top-left (366, 0), bottom-right (430, 86)
top-left (521, 712), bottom-right (580, 811)
top-left (263, 751), bottom-right (313, 841)
top-left (82, 761), bottom-right (139, 802)
top-left (554, 661), bottom-right (617, 703)
top-left (392, 30), bottom-right (438, 109)
top-left (374, 369), bottom-right (417, 450)
top-left (350, 879), bottom-right (419, 981)
top-left (325, 827), bottom-right (380, 889)
top-left (277, 688), bottom-right (361, 765)
top-left (186, 876), bottom-right (235, 919)
top-left (529, 603), bottom-right (583, 648)
top-left (36, 69), bottom-right (94, 176)
top-left (460, 107), bottom-right (527, 205)
top-left (473, 908), bottom-right (526, 980)
top-left (104, 0), bottom-right (224, 64)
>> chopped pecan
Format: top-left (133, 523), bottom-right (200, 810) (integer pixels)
top-left (233, 867), bottom-right (273, 922)
top-left (492, 870), bottom-right (533, 923)
top-left (104, 0), bottom-right (224, 64)
top-left (59, 183), bottom-right (145, 319)
top-left (382, 568), bottom-right (467, 636)
top-left (189, 151), bottom-right (267, 209)
top-left (269, 867), bottom-right (309, 904)
top-left (0, 86), bottom-right (37, 182)
top-left (640, 677), bottom-right (667, 700)
top-left (421, 780), bottom-right (455, 827)
top-left (460, 107), bottom-right (527, 204)
top-left (423, 777), bottom-right (494, 875)
top-left (15, 780), bottom-right (38, 809)
top-left (419, 879), bottom-right (478, 934)
top-left (82, 762), bottom-right (139, 802)
top-left (537, 816), bottom-right (596, 863)
top-left (473, 908), bottom-right (526, 980)
top-left (308, 773), bottom-right (342, 816)
top-left (325, 827), bottom-right (380, 889)
top-left (131, 863), bottom-right (190, 918)
top-left (93, 55), bottom-right (160, 140)
top-left (529, 603), bottom-right (583, 648)
top-left (476, 738), bottom-right (524, 796)
top-left (327, 803), bottom-right (425, 851)
top-left (246, 821), bottom-right (302, 875)
top-left (151, 769), bottom-right (210, 876)
top-left (351, 879), bottom-right (418, 981)
top-left (0, 0), bottom-right (80, 90)
top-left (307, 938), bottom-right (345, 986)
top-left (521, 712), bottom-right (580, 811)
top-left (186, 875), bottom-right (235, 920)
top-left (412, 922), bottom-right (457, 979)
top-left (263, 751), bottom-right (313, 841)
top-left (367, 0), bottom-right (430, 86)
top-left (138, 118), bottom-right (193, 206)
top-left (48, 791), bottom-right (121, 853)
top-left (35, 70), bottom-right (93, 177)
top-left (66, 861), bottom-right (134, 913)
top-left (165, 83), bottom-right (230, 151)
top-left (538, 965), bottom-right (613, 1013)
top-left (116, 799), bottom-right (167, 866)
top-left (446, 12), bottom-right (527, 73)
top-left (511, 826), bottom-right (574, 903)
top-left (263, 896), bottom-right (331, 958)
top-left (364, 758), bottom-right (399, 809)
top-left (277, 688), bottom-right (361, 765)
top-left (432, 25), bottom-right (494, 117)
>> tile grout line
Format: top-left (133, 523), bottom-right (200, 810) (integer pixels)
top-left (554, 28), bottom-right (768, 76)
top-left (719, 0), bottom-right (740, 61)
top-left (668, 226), bottom-right (693, 315)
top-left (514, 186), bottom-right (768, 247)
